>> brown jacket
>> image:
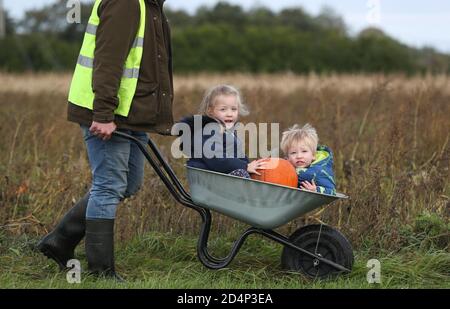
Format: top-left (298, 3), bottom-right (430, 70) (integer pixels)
top-left (67, 0), bottom-right (174, 134)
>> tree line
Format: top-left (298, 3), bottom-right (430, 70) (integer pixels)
top-left (0, 0), bottom-right (448, 73)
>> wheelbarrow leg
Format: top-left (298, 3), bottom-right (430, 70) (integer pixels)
top-left (196, 209), bottom-right (260, 269)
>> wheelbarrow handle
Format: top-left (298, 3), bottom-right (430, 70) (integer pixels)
top-left (111, 130), bottom-right (196, 208)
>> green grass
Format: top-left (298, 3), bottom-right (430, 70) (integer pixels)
top-left (0, 231), bottom-right (448, 289)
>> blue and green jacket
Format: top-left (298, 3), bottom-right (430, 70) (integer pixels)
top-left (296, 145), bottom-right (336, 195)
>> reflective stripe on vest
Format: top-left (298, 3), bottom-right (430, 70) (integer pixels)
top-left (68, 0), bottom-right (146, 117)
top-left (83, 24), bottom-right (144, 48)
top-left (77, 55), bottom-right (140, 79)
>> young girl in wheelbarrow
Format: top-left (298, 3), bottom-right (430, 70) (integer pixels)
top-left (179, 84), bottom-right (267, 177)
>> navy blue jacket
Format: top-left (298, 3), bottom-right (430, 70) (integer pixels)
top-left (296, 145), bottom-right (336, 195)
top-left (179, 115), bottom-right (249, 174)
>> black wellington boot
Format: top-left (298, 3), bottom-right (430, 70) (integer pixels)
top-left (85, 218), bottom-right (123, 281)
top-left (36, 192), bottom-right (89, 270)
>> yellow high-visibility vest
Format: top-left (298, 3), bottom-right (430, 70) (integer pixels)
top-left (68, 0), bottom-right (146, 117)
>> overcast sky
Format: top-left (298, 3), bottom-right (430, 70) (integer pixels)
top-left (4, 0), bottom-right (450, 53)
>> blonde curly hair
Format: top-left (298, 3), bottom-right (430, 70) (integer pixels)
top-left (280, 123), bottom-right (319, 156)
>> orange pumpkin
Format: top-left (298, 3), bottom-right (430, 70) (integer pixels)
top-left (251, 158), bottom-right (298, 188)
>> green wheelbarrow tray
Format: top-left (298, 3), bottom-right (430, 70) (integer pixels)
top-left (187, 166), bottom-right (347, 229)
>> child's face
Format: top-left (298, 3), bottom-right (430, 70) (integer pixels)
top-left (287, 141), bottom-right (315, 168)
top-left (208, 95), bottom-right (239, 129)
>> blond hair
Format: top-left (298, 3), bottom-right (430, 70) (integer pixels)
top-left (280, 123), bottom-right (319, 156)
top-left (198, 84), bottom-right (249, 117)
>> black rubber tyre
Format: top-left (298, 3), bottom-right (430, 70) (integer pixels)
top-left (281, 224), bottom-right (354, 279)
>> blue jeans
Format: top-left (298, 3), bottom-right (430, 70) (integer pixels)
top-left (80, 125), bottom-right (149, 219)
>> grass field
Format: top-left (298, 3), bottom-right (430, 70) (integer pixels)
top-left (0, 231), bottom-right (448, 289)
top-left (0, 72), bottom-right (448, 288)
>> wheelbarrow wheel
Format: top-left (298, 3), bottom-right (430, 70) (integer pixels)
top-left (281, 224), bottom-right (353, 279)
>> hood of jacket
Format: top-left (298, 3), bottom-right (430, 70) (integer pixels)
top-left (311, 145), bottom-right (333, 167)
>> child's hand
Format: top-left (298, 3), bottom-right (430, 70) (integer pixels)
top-left (300, 180), bottom-right (317, 192)
top-left (247, 159), bottom-right (269, 175)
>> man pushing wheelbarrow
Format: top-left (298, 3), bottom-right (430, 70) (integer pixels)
top-left (37, 0), bottom-right (174, 280)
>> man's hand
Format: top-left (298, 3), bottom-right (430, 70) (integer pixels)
top-left (89, 121), bottom-right (117, 141)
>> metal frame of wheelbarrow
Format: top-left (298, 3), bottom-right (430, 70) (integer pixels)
top-left (112, 131), bottom-right (351, 274)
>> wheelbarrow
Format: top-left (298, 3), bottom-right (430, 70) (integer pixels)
top-left (113, 131), bottom-right (354, 278)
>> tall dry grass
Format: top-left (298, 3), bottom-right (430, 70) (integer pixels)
top-left (0, 73), bottom-right (448, 250)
